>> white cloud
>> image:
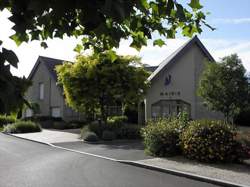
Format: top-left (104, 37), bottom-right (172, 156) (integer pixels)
top-left (117, 38), bottom-right (186, 66)
top-left (212, 18), bottom-right (250, 24)
top-left (203, 39), bottom-right (250, 71)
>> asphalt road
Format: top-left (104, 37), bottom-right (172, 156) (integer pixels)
top-left (54, 140), bottom-right (152, 161)
top-left (0, 134), bottom-right (220, 187)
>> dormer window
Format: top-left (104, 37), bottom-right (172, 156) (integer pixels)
top-left (39, 83), bottom-right (44, 100)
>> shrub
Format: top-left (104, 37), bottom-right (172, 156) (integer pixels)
top-left (117, 125), bottom-right (142, 139)
top-left (181, 120), bottom-right (239, 163)
top-left (80, 126), bottom-right (89, 138)
top-left (232, 141), bottom-right (250, 161)
top-left (82, 131), bottom-right (99, 142)
top-left (67, 120), bottom-right (87, 129)
top-left (3, 121), bottom-right (41, 133)
top-left (53, 121), bottom-right (67, 129)
top-left (142, 119), bottom-right (180, 157)
top-left (106, 119), bottom-right (123, 133)
top-left (0, 115), bottom-right (16, 127)
top-left (24, 116), bottom-right (63, 128)
top-left (107, 115), bottom-right (128, 125)
top-left (87, 118), bottom-right (141, 140)
top-left (88, 121), bottom-right (106, 137)
top-left (24, 116), bottom-right (62, 122)
top-left (102, 130), bottom-right (116, 141)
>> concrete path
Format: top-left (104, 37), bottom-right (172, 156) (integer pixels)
top-left (135, 157), bottom-right (250, 187)
top-left (13, 129), bottom-right (82, 144)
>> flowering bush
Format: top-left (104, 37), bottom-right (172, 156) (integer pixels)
top-left (181, 120), bottom-right (239, 163)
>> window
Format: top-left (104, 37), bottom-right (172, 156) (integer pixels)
top-left (151, 100), bottom-right (191, 118)
top-left (152, 105), bottom-right (161, 118)
top-left (39, 83), bottom-right (44, 100)
top-left (51, 107), bottom-right (61, 118)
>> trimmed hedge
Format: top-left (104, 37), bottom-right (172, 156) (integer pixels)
top-left (102, 130), bottom-right (116, 141)
top-left (24, 116), bottom-right (62, 122)
top-left (107, 115), bottom-right (128, 124)
top-left (0, 115), bottom-right (16, 127)
top-left (24, 116), bottom-right (62, 129)
top-left (142, 118), bottom-right (181, 157)
top-left (181, 120), bottom-right (238, 163)
top-left (86, 118), bottom-right (142, 140)
top-left (117, 125), bottom-right (142, 139)
top-left (3, 121), bottom-right (41, 134)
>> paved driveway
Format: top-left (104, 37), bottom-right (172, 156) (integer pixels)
top-left (13, 129), bottom-right (82, 144)
top-left (54, 140), bottom-right (152, 161)
top-left (12, 128), bottom-right (151, 161)
top-left (0, 133), bottom-right (219, 187)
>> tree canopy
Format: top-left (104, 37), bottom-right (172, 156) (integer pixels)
top-left (0, 0), bottom-right (211, 114)
top-left (0, 63), bottom-right (31, 114)
top-left (56, 51), bottom-right (149, 122)
top-left (198, 54), bottom-right (249, 121)
top-left (1, 0), bottom-right (211, 52)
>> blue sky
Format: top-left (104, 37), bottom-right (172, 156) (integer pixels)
top-left (199, 0), bottom-right (250, 40)
top-left (0, 0), bottom-right (250, 77)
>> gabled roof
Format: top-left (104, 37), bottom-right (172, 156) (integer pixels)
top-left (28, 56), bottom-right (159, 81)
top-left (144, 66), bottom-right (158, 72)
top-left (148, 36), bottom-right (215, 81)
top-left (28, 56), bottom-right (63, 81)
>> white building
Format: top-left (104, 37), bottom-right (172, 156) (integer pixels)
top-left (139, 36), bottom-right (224, 123)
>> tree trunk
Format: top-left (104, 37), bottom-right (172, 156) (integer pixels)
top-left (100, 104), bottom-right (107, 124)
top-left (100, 93), bottom-right (107, 124)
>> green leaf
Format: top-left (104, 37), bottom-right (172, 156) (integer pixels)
top-left (10, 34), bottom-right (22, 46)
top-left (74, 44), bottom-right (83, 53)
top-left (166, 0), bottom-right (174, 16)
top-left (2, 48), bottom-right (19, 68)
top-left (176, 4), bottom-right (186, 22)
top-left (130, 40), bottom-right (142, 51)
top-left (40, 42), bottom-right (48, 49)
top-left (188, 0), bottom-right (203, 10)
top-left (150, 2), bottom-right (159, 15)
top-left (140, 0), bottom-right (150, 9)
top-left (106, 50), bottom-right (117, 62)
top-left (153, 39), bottom-right (165, 47)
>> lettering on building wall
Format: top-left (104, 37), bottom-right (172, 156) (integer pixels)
top-left (160, 91), bottom-right (181, 97)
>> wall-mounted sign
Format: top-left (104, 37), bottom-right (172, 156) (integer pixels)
top-left (160, 91), bottom-right (180, 97)
top-left (164, 75), bottom-right (171, 86)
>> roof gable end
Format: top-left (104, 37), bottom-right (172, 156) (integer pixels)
top-left (28, 56), bottom-right (63, 81)
top-left (148, 36), bottom-right (214, 81)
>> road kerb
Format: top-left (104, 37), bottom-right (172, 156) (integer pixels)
top-left (3, 132), bottom-right (249, 187)
top-left (118, 160), bottom-right (249, 187)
